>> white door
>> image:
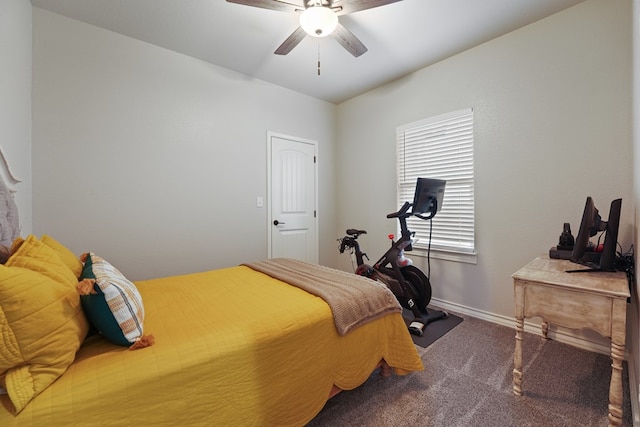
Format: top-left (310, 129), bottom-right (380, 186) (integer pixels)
top-left (268, 133), bottom-right (318, 263)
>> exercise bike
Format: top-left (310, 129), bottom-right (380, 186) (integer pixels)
top-left (338, 178), bottom-right (448, 337)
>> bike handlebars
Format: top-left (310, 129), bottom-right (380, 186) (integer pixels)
top-left (387, 199), bottom-right (439, 221)
top-left (386, 201), bottom-right (412, 219)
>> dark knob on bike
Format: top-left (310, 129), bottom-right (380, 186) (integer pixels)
top-left (273, 220), bottom-right (285, 226)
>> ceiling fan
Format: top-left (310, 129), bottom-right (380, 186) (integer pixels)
top-left (226, 0), bottom-right (403, 57)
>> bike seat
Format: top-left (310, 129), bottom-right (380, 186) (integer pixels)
top-left (346, 228), bottom-right (367, 237)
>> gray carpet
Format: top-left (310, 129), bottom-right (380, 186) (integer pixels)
top-left (307, 311), bottom-right (633, 427)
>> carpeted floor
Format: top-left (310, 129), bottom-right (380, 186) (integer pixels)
top-left (307, 311), bottom-right (633, 427)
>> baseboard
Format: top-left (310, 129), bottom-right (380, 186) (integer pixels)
top-left (630, 359), bottom-right (640, 427)
top-left (431, 297), bottom-right (639, 424)
top-left (431, 297), bottom-right (615, 355)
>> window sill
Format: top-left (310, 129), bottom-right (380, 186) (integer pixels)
top-left (409, 247), bottom-right (477, 264)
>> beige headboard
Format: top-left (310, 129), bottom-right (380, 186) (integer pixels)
top-left (0, 146), bottom-right (21, 248)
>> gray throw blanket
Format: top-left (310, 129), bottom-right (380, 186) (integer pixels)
top-left (243, 258), bottom-right (401, 335)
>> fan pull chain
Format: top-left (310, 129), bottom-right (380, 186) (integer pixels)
top-left (317, 44), bottom-right (321, 76)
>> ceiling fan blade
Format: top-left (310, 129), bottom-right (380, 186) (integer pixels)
top-left (331, 23), bottom-right (367, 57)
top-left (331, 0), bottom-right (403, 16)
top-left (226, 0), bottom-right (302, 13)
top-left (274, 26), bottom-right (307, 55)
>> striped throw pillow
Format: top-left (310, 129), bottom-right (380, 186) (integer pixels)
top-left (79, 252), bottom-right (149, 347)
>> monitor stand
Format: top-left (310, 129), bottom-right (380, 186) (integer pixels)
top-left (565, 250), bottom-right (608, 273)
top-left (566, 259), bottom-right (614, 274)
top-left (566, 267), bottom-right (609, 273)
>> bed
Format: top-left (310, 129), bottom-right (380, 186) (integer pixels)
top-left (0, 235), bottom-right (423, 426)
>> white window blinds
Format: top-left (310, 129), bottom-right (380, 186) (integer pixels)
top-left (396, 108), bottom-right (475, 254)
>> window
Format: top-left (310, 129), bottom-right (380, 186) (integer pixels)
top-left (396, 108), bottom-right (475, 261)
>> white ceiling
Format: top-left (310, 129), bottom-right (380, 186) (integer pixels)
top-left (30, 0), bottom-right (586, 104)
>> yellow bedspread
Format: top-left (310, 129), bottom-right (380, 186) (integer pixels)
top-left (0, 265), bottom-right (423, 426)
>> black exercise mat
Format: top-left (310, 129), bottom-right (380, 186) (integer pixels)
top-left (402, 308), bottom-right (463, 348)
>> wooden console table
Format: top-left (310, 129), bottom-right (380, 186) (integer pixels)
top-left (512, 256), bottom-right (629, 427)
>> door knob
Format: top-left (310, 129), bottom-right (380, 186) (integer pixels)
top-left (273, 220), bottom-right (285, 226)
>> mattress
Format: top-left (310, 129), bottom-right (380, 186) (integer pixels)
top-left (0, 264), bottom-right (423, 426)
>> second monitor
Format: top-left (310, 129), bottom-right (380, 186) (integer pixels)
top-left (569, 196), bottom-right (622, 272)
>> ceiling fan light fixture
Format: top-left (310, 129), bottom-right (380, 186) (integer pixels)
top-left (299, 6), bottom-right (338, 38)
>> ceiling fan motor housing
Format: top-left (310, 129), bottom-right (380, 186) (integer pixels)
top-left (300, 6), bottom-right (338, 37)
top-left (226, 0), bottom-right (403, 57)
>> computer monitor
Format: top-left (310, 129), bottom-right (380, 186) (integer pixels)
top-left (569, 196), bottom-right (621, 272)
top-left (412, 178), bottom-right (446, 219)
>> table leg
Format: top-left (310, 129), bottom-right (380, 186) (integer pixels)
top-left (513, 317), bottom-right (524, 396)
top-left (607, 341), bottom-right (625, 427)
top-left (541, 321), bottom-right (549, 339)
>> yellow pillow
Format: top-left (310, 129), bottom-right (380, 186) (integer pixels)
top-left (40, 234), bottom-right (83, 278)
top-left (7, 235), bottom-right (77, 288)
top-left (0, 237), bottom-right (89, 413)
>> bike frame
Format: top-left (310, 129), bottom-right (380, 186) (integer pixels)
top-left (340, 202), bottom-right (428, 334)
top-left (374, 203), bottom-right (420, 308)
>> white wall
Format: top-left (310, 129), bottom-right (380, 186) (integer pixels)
top-left (335, 0), bottom-right (632, 322)
top-left (32, 8), bottom-right (337, 280)
top-left (0, 0), bottom-right (32, 235)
